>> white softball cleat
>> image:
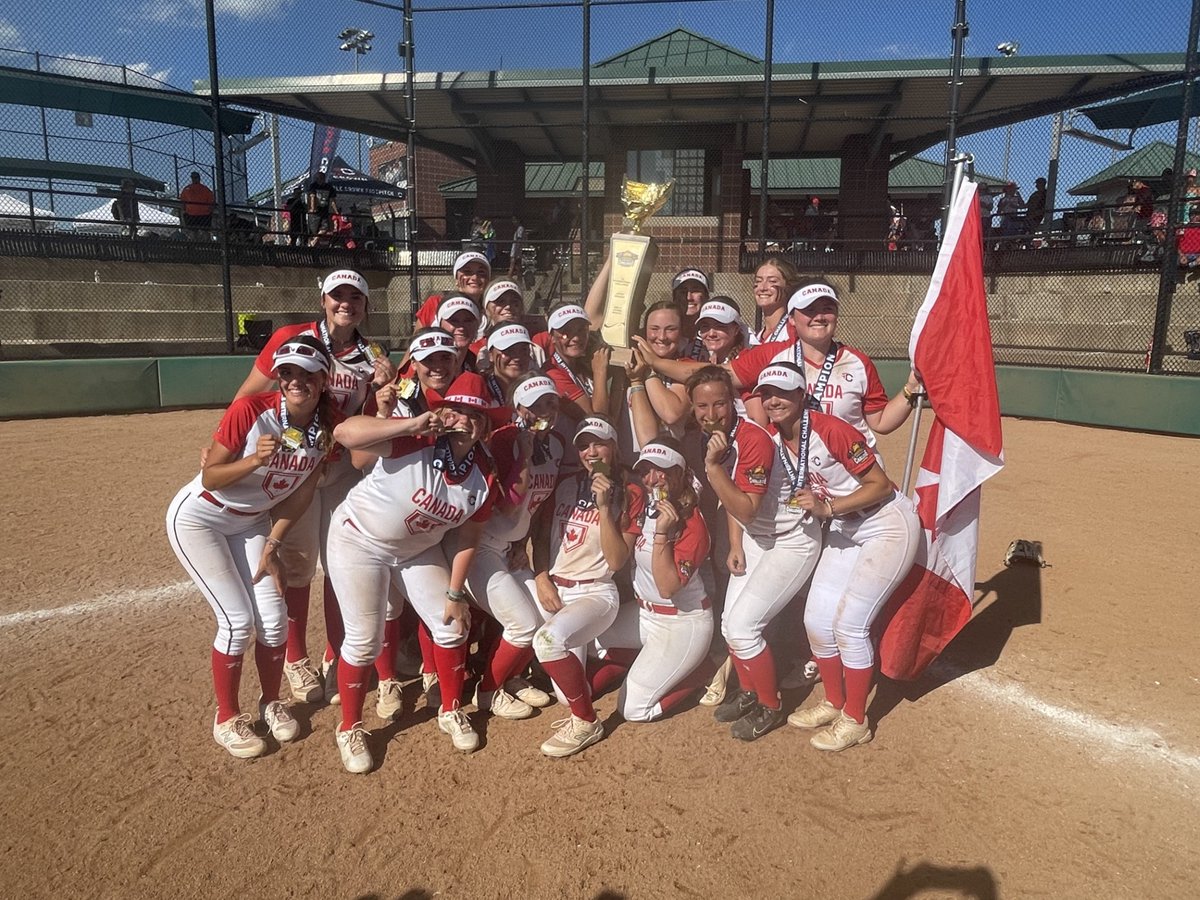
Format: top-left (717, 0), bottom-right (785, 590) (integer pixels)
top-left (335, 722), bottom-right (373, 774)
top-left (476, 686), bottom-right (533, 720)
top-left (213, 712), bottom-right (266, 760)
top-left (437, 708), bottom-right (480, 753)
top-left (375, 679), bottom-right (404, 721)
top-left (787, 699), bottom-right (840, 730)
top-left (321, 657), bottom-right (341, 706)
top-left (698, 657), bottom-right (733, 707)
top-left (259, 699), bottom-right (300, 742)
top-left (506, 676), bottom-right (552, 708)
top-left (540, 715), bottom-right (604, 758)
top-left (810, 712), bottom-right (873, 752)
top-left (422, 671), bottom-right (442, 709)
top-left (283, 657), bottom-right (323, 703)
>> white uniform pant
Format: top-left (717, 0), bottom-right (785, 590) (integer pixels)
top-left (721, 517), bottom-right (823, 660)
top-left (595, 602), bottom-right (713, 722)
top-left (804, 496), bottom-right (921, 670)
top-left (166, 486), bottom-right (286, 656)
top-left (534, 580), bottom-right (620, 704)
top-left (276, 458), bottom-right (359, 588)
top-left (465, 542), bottom-right (542, 648)
top-left (326, 518), bottom-right (465, 668)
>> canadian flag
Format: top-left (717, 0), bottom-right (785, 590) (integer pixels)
top-left (877, 178), bottom-right (1005, 681)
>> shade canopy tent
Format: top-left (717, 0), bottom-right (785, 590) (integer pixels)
top-left (1079, 80), bottom-right (1200, 132)
top-left (1067, 141), bottom-right (1200, 197)
top-left (267, 156), bottom-right (406, 206)
top-left (70, 200), bottom-right (180, 236)
top-left (0, 193), bottom-right (55, 230)
top-left (201, 28), bottom-right (1189, 166)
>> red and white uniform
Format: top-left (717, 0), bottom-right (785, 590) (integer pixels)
top-left (748, 315), bottom-right (797, 348)
top-left (800, 413), bottom-right (920, 670)
top-left (594, 500), bottom-right (712, 721)
top-left (166, 392), bottom-right (327, 655)
top-left (460, 426), bottom-right (565, 649)
top-left (533, 474), bottom-right (645, 683)
top-left (730, 342), bottom-right (888, 451)
top-left (326, 435), bottom-right (497, 667)
top-left (256, 322), bottom-right (375, 417)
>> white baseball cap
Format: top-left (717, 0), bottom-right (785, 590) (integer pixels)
top-left (437, 295), bottom-right (481, 324)
top-left (484, 280), bottom-right (524, 307)
top-left (574, 416), bottom-right (618, 444)
top-left (486, 322), bottom-right (533, 352)
top-left (787, 282), bottom-right (840, 313)
top-left (635, 441), bottom-right (686, 471)
top-left (453, 250), bottom-right (491, 277)
top-left (672, 268), bottom-right (710, 291)
top-left (272, 338), bottom-right (333, 375)
top-left (512, 375), bottom-right (558, 408)
top-left (695, 298), bottom-right (741, 326)
top-left (752, 362), bottom-right (807, 395)
top-left (408, 330), bottom-right (457, 361)
top-left (548, 304), bottom-right (589, 331)
top-left (321, 269), bottom-right (369, 298)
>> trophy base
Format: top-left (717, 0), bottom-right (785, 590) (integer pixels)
top-left (609, 346), bottom-right (634, 368)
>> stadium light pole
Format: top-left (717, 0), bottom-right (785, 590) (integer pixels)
top-left (339, 28), bottom-right (374, 170)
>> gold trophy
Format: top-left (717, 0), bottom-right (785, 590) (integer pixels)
top-left (600, 177), bottom-right (674, 366)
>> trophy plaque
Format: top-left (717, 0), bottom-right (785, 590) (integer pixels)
top-left (600, 177), bottom-right (674, 366)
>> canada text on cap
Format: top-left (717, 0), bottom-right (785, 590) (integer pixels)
top-left (787, 283), bottom-right (840, 313)
top-left (321, 269), bottom-right (369, 298)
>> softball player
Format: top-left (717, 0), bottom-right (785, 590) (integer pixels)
top-left (748, 257), bottom-right (800, 347)
top-left (167, 337), bottom-right (335, 759)
top-left (479, 322), bottom-right (536, 406)
top-left (414, 250), bottom-right (491, 329)
top-left (702, 363), bottom-right (826, 742)
top-left (590, 437), bottom-right (713, 722)
top-left (233, 269), bottom-right (394, 705)
top-left (544, 303), bottom-right (612, 422)
top-left (625, 301), bottom-right (692, 452)
top-left (671, 267), bottom-right (712, 360)
top-left (325, 372), bottom-right (503, 773)
top-left (435, 293), bottom-right (482, 372)
top-left (530, 416), bottom-right (644, 757)
top-left (461, 373), bottom-right (564, 720)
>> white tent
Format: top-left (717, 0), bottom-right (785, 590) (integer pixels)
top-left (71, 200), bottom-right (180, 237)
top-left (0, 193), bottom-right (55, 231)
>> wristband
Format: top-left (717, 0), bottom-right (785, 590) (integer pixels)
top-left (824, 497), bottom-right (836, 518)
top-left (646, 372), bottom-right (662, 382)
top-left (630, 383), bottom-right (646, 394)
top-left (265, 538), bottom-right (282, 550)
top-left (653, 535), bottom-right (671, 544)
top-left (446, 588), bottom-right (467, 602)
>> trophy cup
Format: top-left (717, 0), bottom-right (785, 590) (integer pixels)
top-left (600, 177), bottom-right (674, 366)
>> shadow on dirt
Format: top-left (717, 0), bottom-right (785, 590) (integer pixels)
top-left (869, 858), bottom-right (1000, 899)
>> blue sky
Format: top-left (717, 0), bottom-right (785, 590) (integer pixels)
top-left (0, 0), bottom-right (1193, 212)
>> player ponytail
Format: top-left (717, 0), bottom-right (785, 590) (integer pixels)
top-left (315, 388), bottom-right (337, 454)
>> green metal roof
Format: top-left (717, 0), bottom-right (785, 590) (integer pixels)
top-left (1067, 141), bottom-right (1200, 195)
top-left (439, 161), bottom-right (604, 198)
top-left (594, 28), bottom-right (761, 71)
top-left (744, 156), bottom-right (1005, 194)
top-left (2, 66), bottom-right (257, 134)
top-left (0, 158), bottom-right (166, 192)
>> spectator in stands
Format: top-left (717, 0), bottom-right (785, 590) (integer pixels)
top-left (1025, 178), bottom-right (1047, 233)
top-left (1130, 179), bottom-right (1155, 227)
top-left (285, 184), bottom-right (309, 246)
top-left (1185, 169), bottom-right (1200, 215)
top-left (1177, 206), bottom-right (1200, 270)
top-left (180, 171), bottom-right (216, 240)
top-left (508, 214), bottom-right (526, 278)
top-left (307, 170), bottom-right (338, 245)
top-left (1112, 192), bottom-right (1137, 240)
top-left (996, 181), bottom-right (1025, 241)
top-left (113, 178), bottom-right (140, 238)
top-left (978, 190), bottom-right (994, 239)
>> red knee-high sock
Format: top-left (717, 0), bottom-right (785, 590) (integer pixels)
top-left (417, 620), bottom-right (437, 675)
top-left (842, 665), bottom-right (874, 724)
top-left (211, 649), bottom-right (244, 721)
top-left (657, 655), bottom-right (720, 716)
top-left (740, 647), bottom-right (781, 709)
top-left (338, 658), bottom-right (371, 731)
top-left (587, 648), bottom-right (638, 698)
top-left (322, 577), bottom-right (343, 666)
top-left (255, 641), bottom-right (286, 704)
top-left (283, 586), bottom-right (310, 663)
top-left (815, 655), bottom-right (846, 709)
top-left (540, 655), bottom-right (596, 722)
top-left (480, 639), bottom-right (534, 693)
top-left (729, 651), bottom-right (757, 697)
top-left (476, 615), bottom-right (503, 667)
top-left (432, 643), bottom-right (468, 711)
top-left (375, 617), bottom-right (401, 681)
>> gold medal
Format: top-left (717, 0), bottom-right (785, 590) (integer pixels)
top-left (280, 427), bottom-right (304, 451)
top-left (530, 417), bottom-right (551, 432)
top-left (652, 486), bottom-right (668, 504)
top-left (366, 342), bottom-right (385, 363)
top-left (396, 377), bottom-right (417, 400)
top-left (786, 491), bottom-right (805, 511)
top-left (700, 417), bottom-right (720, 434)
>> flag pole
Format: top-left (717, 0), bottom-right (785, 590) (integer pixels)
top-left (901, 153), bottom-right (974, 496)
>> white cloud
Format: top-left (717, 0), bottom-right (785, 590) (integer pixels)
top-left (880, 42), bottom-right (925, 58)
top-left (41, 53), bottom-right (173, 88)
top-left (0, 18), bottom-right (23, 48)
top-left (135, 0), bottom-right (294, 26)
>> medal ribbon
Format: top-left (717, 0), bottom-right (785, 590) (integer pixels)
top-left (432, 435), bottom-right (476, 480)
top-left (279, 396), bottom-right (320, 448)
top-left (317, 320), bottom-right (370, 363)
top-left (553, 350), bottom-right (594, 396)
top-left (777, 407), bottom-right (812, 504)
top-left (795, 341), bottom-right (839, 411)
top-left (486, 374), bottom-right (506, 405)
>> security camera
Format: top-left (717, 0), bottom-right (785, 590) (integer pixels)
top-left (996, 42), bottom-right (1020, 57)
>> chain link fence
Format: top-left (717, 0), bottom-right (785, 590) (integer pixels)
top-left (1, 1), bottom-right (1197, 374)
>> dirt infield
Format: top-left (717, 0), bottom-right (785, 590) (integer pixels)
top-left (1, 410), bottom-right (1198, 899)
